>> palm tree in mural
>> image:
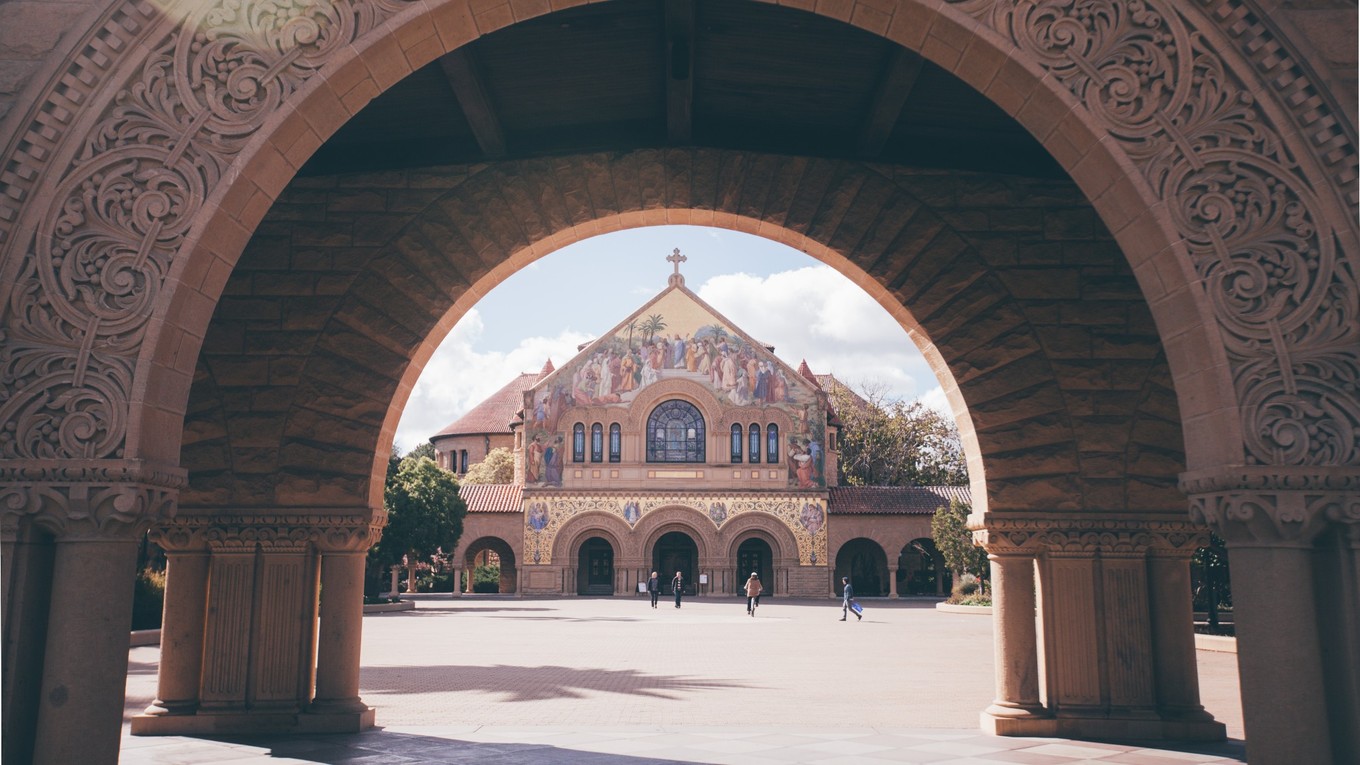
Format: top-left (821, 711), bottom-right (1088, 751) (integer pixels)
top-left (625, 319), bottom-right (638, 350)
top-left (641, 314), bottom-right (667, 345)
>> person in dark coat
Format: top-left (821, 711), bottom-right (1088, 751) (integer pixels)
top-left (672, 571), bottom-right (684, 608)
top-left (647, 571), bottom-right (660, 608)
top-left (840, 576), bottom-right (860, 621)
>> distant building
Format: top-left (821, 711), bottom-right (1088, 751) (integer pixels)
top-left (433, 253), bottom-right (968, 597)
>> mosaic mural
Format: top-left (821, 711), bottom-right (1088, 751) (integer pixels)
top-left (522, 287), bottom-right (827, 489)
top-left (522, 494), bottom-right (828, 567)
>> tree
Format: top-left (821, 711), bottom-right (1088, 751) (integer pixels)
top-left (828, 381), bottom-right (967, 487)
top-left (366, 454), bottom-right (466, 597)
top-left (406, 441), bottom-right (436, 461)
top-left (640, 313), bottom-right (667, 345)
top-left (931, 499), bottom-right (988, 581)
top-left (461, 447), bottom-right (516, 484)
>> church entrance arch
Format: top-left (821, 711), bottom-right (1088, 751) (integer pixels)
top-left (836, 539), bottom-right (888, 597)
top-left (735, 538), bottom-right (775, 598)
top-left (653, 531), bottom-right (699, 596)
top-left (577, 537), bottom-right (615, 596)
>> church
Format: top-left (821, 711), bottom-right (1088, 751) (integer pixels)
top-left (432, 252), bottom-right (969, 599)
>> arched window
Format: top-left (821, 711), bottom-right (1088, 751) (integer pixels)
top-left (460, 450), bottom-right (468, 474)
top-left (590, 423), bottom-right (603, 462)
top-left (609, 423), bottom-right (621, 462)
top-left (572, 423), bottom-right (585, 462)
top-left (748, 424), bottom-right (760, 464)
top-left (766, 424), bottom-right (780, 463)
top-left (730, 424), bottom-right (743, 463)
top-left (646, 400), bottom-right (705, 462)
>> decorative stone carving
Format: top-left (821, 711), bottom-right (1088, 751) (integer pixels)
top-left (150, 512), bottom-right (384, 553)
top-left (1182, 466), bottom-right (1358, 543)
top-left (0, 0), bottom-right (1355, 475)
top-left (0, 462), bottom-right (184, 538)
top-left (975, 514), bottom-right (1210, 556)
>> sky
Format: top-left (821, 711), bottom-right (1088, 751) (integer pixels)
top-left (392, 225), bottom-right (947, 453)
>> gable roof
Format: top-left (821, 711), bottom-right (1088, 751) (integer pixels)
top-left (432, 372), bottom-right (539, 439)
top-left (827, 485), bottom-right (971, 514)
top-left (458, 483), bottom-right (523, 513)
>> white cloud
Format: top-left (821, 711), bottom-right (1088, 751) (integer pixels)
top-left (393, 309), bottom-right (592, 451)
top-left (697, 266), bottom-right (941, 403)
top-left (915, 385), bottom-right (952, 417)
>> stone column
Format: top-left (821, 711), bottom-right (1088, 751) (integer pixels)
top-left (888, 563), bottom-right (899, 597)
top-left (142, 545), bottom-right (210, 715)
top-left (980, 552), bottom-right (1046, 732)
top-left (35, 536), bottom-right (141, 765)
top-left (1188, 470), bottom-right (1355, 764)
top-left (1, 520), bottom-right (55, 765)
top-left (1145, 547), bottom-right (1217, 731)
top-left (451, 566), bottom-right (462, 596)
top-left (311, 552), bottom-right (371, 718)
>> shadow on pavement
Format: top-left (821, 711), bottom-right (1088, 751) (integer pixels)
top-left (184, 731), bottom-right (698, 764)
top-left (358, 664), bottom-right (756, 701)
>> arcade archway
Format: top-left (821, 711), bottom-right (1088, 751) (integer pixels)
top-left (836, 538), bottom-right (889, 597)
top-left (1, 1), bottom-right (1355, 762)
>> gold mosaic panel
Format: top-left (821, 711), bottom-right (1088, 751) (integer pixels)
top-left (523, 494), bottom-right (827, 566)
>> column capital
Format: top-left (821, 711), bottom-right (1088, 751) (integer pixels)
top-left (150, 509), bottom-right (384, 553)
top-left (1181, 466), bottom-right (1360, 546)
top-left (0, 459), bottom-right (184, 540)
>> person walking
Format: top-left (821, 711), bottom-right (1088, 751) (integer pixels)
top-left (840, 576), bottom-right (860, 621)
top-left (672, 571), bottom-right (684, 608)
top-left (744, 573), bottom-right (763, 617)
top-left (647, 571), bottom-right (660, 608)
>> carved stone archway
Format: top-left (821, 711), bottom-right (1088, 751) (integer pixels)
top-left (1, 1), bottom-right (1355, 763)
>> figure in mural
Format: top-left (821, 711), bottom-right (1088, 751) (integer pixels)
top-left (794, 440), bottom-right (816, 489)
top-left (709, 502), bottom-right (727, 526)
top-left (623, 501), bottom-right (641, 525)
top-left (526, 434), bottom-right (544, 483)
top-left (619, 351), bottom-right (638, 393)
top-left (800, 502), bottom-right (824, 535)
top-left (528, 503), bottom-right (549, 532)
top-left (543, 436), bottom-right (564, 486)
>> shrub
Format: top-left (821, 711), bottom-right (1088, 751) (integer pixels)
top-left (473, 564), bottom-right (501, 593)
top-left (947, 573), bottom-right (991, 606)
top-left (131, 567), bottom-right (166, 630)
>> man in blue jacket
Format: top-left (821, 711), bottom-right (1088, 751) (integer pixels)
top-left (840, 576), bottom-right (860, 621)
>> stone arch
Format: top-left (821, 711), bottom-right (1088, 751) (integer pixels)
top-left (835, 537), bottom-right (890, 597)
top-left (721, 513), bottom-right (799, 565)
top-left (549, 511), bottom-right (632, 567)
top-left (460, 536), bottom-right (517, 594)
top-left (1, 1), bottom-right (1356, 761)
top-left (633, 506), bottom-right (714, 562)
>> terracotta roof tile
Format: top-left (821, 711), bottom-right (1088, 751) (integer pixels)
top-left (431, 373), bottom-right (538, 438)
top-left (459, 483), bottom-right (523, 513)
top-left (827, 485), bottom-right (971, 515)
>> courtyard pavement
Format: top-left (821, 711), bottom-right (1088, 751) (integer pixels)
top-left (121, 595), bottom-right (1245, 764)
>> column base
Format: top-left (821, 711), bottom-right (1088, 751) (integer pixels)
top-left (131, 706), bottom-right (375, 736)
top-left (982, 709), bottom-right (1225, 742)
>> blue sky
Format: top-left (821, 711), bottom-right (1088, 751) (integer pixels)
top-left (393, 225), bottom-right (945, 452)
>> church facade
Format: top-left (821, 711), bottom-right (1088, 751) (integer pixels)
top-left (435, 256), bottom-right (966, 599)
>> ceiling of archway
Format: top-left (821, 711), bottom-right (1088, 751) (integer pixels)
top-left (301, 0), bottom-right (1061, 178)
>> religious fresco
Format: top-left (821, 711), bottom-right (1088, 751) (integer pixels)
top-left (521, 286), bottom-right (828, 489)
top-left (522, 494), bottom-right (829, 566)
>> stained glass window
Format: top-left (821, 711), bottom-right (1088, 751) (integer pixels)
top-left (646, 400), bottom-right (705, 462)
top-left (766, 424), bottom-right (780, 463)
top-left (730, 424), bottom-right (743, 463)
top-left (573, 423), bottom-right (585, 462)
top-left (609, 423), bottom-right (621, 462)
top-left (748, 424), bottom-right (760, 464)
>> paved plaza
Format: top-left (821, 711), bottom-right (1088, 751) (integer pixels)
top-left (121, 596), bottom-right (1245, 764)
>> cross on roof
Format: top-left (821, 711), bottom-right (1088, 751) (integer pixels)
top-left (666, 248), bottom-right (687, 287)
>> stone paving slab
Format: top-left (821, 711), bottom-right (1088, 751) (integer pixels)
top-left (121, 596), bottom-right (1245, 763)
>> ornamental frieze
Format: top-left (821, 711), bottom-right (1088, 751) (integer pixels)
top-left (974, 514), bottom-right (1210, 556)
top-left (523, 492), bottom-right (828, 567)
top-left (149, 512), bottom-right (384, 552)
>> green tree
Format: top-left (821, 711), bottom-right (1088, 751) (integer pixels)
top-left (406, 441), bottom-right (436, 461)
top-left (640, 313), bottom-right (667, 344)
top-left (829, 381), bottom-right (967, 487)
top-left (367, 454), bottom-right (466, 596)
top-left (461, 447), bottom-right (516, 484)
top-left (931, 499), bottom-right (988, 581)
